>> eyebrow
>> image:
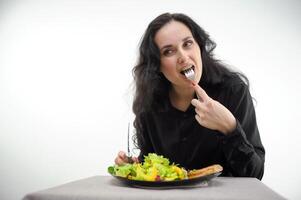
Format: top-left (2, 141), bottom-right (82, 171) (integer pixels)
top-left (160, 36), bottom-right (193, 51)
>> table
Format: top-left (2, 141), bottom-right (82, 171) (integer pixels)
top-left (23, 176), bottom-right (286, 200)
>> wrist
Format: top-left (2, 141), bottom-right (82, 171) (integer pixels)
top-left (221, 116), bottom-right (237, 135)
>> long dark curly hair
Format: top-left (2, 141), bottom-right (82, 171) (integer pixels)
top-left (132, 13), bottom-right (248, 150)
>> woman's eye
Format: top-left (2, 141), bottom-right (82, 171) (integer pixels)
top-left (184, 40), bottom-right (193, 48)
top-left (163, 49), bottom-right (174, 56)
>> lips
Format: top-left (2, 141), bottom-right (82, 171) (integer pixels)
top-left (180, 65), bottom-right (195, 75)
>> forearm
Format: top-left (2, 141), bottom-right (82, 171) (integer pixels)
top-left (220, 121), bottom-right (265, 179)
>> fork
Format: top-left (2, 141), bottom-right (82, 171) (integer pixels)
top-left (126, 122), bottom-right (134, 164)
top-left (183, 68), bottom-right (195, 81)
top-left (183, 68), bottom-right (202, 100)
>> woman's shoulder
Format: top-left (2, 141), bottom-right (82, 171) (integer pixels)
top-left (222, 73), bottom-right (249, 94)
top-left (219, 74), bottom-right (253, 112)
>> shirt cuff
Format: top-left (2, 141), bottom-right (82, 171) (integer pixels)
top-left (219, 119), bottom-right (252, 148)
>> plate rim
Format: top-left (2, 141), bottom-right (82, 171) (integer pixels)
top-left (111, 171), bottom-right (222, 187)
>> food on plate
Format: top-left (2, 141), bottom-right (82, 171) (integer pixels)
top-left (187, 164), bottom-right (223, 179)
top-left (108, 153), bottom-right (223, 182)
top-left (108, 153), bottom-right (187, 181)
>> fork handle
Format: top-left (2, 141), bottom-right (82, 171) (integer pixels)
top-left (126, 155), bottom-right (134, 164)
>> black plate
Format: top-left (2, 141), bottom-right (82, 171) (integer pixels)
top-left (111, 172), bottom-right (221, 188)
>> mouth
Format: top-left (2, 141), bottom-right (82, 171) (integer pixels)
top-left (180, 65), bottom-right (196, 81)
top-left (180, 65), bottom-right (195, 76)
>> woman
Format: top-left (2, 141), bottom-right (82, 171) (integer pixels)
top-left (115, 13), bottom-right (265, 179)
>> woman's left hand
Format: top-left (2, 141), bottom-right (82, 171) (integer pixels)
top-left (191, 83), bottom-right (236, 135)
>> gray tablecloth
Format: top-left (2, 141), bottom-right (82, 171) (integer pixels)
top-left (23, 176), bottom-right (286, 200)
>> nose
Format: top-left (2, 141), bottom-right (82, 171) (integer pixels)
top-left (177, 49), bottom-right (189, 65)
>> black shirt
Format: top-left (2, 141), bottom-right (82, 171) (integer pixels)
top-left (137, 76), bottom-right (265, 180)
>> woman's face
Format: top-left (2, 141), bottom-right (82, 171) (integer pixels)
top-left (154, 20), bottom-right (202, 89)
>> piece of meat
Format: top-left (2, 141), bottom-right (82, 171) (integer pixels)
top-left (187, 164), bottom-right (223, 179)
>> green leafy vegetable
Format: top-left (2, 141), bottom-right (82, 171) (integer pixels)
top-left (108, 153), bottom-right (187, 181)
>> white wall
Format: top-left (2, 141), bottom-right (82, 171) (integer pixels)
top-left (0, 0), bottom-right (300, 199)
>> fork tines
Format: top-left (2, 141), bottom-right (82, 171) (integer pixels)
top-left (184, 68), bottom-right (195, 81)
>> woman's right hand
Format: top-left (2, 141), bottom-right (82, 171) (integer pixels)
top-left (114, 151), bottom-right (139, 165)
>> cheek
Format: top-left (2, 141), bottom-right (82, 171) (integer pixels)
top-left (160, 59), bottom-right (175, 73)
top-left (194, 49), bottom-right (203, 80)
top-left (195, 48), bottom-right (202, 67)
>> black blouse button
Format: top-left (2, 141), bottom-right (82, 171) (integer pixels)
top-left (182, 137), bottom-right (187, 142)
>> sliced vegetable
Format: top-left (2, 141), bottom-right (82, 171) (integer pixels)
top-left (108, 153), bottom-right (188, 181)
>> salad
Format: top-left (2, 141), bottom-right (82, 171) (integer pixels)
top-left (108, 153), bottom-right (188, 181)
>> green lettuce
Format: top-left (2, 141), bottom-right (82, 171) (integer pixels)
top-left (108, 153), bottom-right (187, 181)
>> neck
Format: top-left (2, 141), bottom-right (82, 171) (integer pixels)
top-left (169, 85), bottom-right (195, 111)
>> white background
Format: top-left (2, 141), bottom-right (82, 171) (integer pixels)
top-left (0, 0), bottom-right (300, 199)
